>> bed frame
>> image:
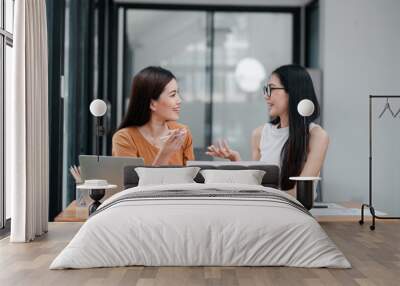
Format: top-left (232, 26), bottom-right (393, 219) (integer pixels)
top-left (123, 164), bottom-right (280, 189)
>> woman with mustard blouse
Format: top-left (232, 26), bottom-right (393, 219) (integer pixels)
top-left (112, 66), bottom-right (194, 166)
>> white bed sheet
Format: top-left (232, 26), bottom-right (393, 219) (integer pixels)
top-left (50, 183), bottom-right (350, 269)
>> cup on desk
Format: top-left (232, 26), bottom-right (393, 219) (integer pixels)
top-left (76, 188), bottom-right (90, 207)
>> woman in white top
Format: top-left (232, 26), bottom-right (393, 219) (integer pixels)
top-left (206, 64), bottom-right (329, 196)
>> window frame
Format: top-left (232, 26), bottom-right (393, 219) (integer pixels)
top-left (110, 2), bottom-right (301, 150)
top-left (109, 2), bottom-right (301, 150)
top-left (0, 0), bottom-right (14, 234)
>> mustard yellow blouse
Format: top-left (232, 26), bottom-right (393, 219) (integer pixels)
top-left (112, 121), bottom-right (195, 166)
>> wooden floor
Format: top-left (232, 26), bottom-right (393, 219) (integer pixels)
top-left (1, 221), bottom-right (400, 286)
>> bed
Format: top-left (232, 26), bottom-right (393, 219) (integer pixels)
top-left (50, 165), bottom-right (350, 269)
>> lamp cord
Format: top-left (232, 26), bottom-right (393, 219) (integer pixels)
top-left (97, 117), bottom-right (100, 162)
top-left (304, 116), bottom-right (307, 163)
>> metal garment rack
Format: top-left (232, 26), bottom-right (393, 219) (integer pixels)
top-left (360, 95), bottom-right (400, 230)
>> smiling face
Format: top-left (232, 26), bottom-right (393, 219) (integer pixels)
top-left (150, 79), bottom-right (181, 121)
top-left (265, 73), bottom-right (289, 118)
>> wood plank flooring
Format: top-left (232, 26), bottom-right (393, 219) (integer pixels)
top-left (0, 221), bottom-right (399, 286)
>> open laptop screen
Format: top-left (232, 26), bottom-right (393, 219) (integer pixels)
top-left (79, 155), bottom-right (144, 194)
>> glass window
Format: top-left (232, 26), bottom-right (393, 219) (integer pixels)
top-left (212, 12), bottom-right (293, 160)
top-left (5, 0), bottom-right (14, 33)
top-left (5, 43), bottom-right (12, 219)
top-left (121, 9), bottom-right (295, 161)
top-left (124, 10), bottom-right (209, 153)
top-left (0, 0), bottom-right (2, 29)
top-left (1, 0), bottom-right (15, 229)
top-left (0, 37), bottom-right (3, 228)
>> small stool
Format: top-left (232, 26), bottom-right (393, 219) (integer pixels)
top-left (289, 176), bottom-right (321, 210)
top-left (77, 180), bottom-right (117, 215)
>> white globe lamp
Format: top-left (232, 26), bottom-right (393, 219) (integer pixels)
top-left (297, 99), bottom-right (315, 164)
top-left (90, 99), bottom-right (107, 117)
top-left (89, 99), bottom-right (107, 161)
top-left (297, 99), bottom-right (315, 117)
top-left (234, 58), bottom-right (266, 93)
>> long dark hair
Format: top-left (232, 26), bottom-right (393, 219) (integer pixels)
top-left (270, 64), bottom-right (320, 190)
top-left (118, 66), bottom-right (176, 130)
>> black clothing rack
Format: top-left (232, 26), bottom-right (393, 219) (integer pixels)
top-left (360, 95), bottom-right (400, 230)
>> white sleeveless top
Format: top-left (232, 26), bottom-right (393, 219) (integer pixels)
top-left (260, 122), bottom-right (320, 196)
top-left (259, 122), bottom-right (319, 167)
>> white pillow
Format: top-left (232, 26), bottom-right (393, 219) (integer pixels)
top-left (135, 167), bottom-right (201, 186)
top-left (200, 169), bottom-right (266, 185)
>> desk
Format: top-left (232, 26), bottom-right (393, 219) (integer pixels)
top-left (54, 201), bottom-right (372, 223)
top-left (54, 201), bottom-right (88, 222)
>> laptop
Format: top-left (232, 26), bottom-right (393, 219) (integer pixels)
top-left (79, 155), bottom-right (144, 194)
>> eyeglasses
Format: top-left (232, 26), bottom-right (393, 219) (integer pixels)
top-left (263, 85), bottom-right (286, 97)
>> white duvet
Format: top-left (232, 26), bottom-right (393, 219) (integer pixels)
top-left (50, 183), bottom-right (351, 269)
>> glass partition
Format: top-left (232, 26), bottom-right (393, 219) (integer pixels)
top-left (212, 12), bottom-right (293, 160)
top-left (124, 10), bottom-right (210, 156)
top-left (123, 9), bottom-right (295, 160)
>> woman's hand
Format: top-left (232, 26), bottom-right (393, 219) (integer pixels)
top-left (206, 139), bottom-right (241, 161)
top-left (161, 128), bottom-right (186, 154)
top-left (153, 129), bottom-right (186, 165)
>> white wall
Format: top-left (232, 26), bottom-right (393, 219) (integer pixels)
top-left (320, 0), bottom-right (400, 211)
